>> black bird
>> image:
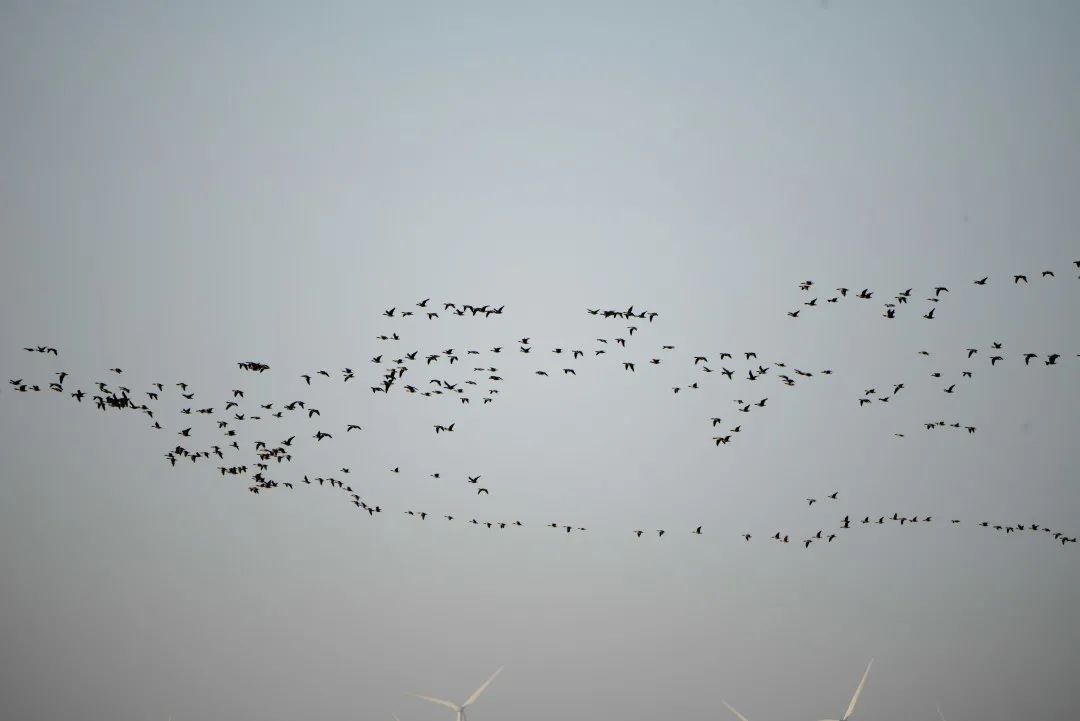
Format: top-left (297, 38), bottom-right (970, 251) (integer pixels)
top-left (974, 276), bottom-right (988, 285)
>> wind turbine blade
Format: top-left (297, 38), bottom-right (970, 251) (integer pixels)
top-left (393, 716), bottom-right (402, 721)
top-left (722, 700), bottom-right (751, 721)
top-left (462, 666), bottom-right (503, 707)
top-left (842, 658), bottom-right (873, 720)
top-left (411, 694), bottom-right (461, 712)
top-left (937, 704), bottom-right (946, 721)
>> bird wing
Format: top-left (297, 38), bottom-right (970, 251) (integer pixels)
top-left (842, 658), bottom-right (873, 720)
top-left (411, 694), bottom-right (460, 712)
top-left (463, 666), bottom-right (504, 707)
top-left (722, 700), bottom-right (751, 721)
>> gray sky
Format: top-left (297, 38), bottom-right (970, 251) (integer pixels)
top-left (1, 2), bottom-right (1078, 720)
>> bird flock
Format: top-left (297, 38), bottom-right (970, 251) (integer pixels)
top-left (6, 260), bottom-right (1079, 550)
top-left (787, 262), bottom-right (1080, 321)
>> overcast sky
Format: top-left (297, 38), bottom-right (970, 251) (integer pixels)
top-left (1, 2), bottom-right (1078, 720)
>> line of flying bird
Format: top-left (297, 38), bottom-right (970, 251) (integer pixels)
top-left (8, 260), bottom-right (1078, 552)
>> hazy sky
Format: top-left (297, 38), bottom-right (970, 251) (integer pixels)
top-left (1, 2), bottom-right (1078, 720)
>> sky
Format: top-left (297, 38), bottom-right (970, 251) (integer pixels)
top-left (1, 1), bottom-right (1078, 720)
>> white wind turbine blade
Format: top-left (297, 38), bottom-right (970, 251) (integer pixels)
top-left (842, 658), bottom-right (873, 720)
top-left (411, 693), bottom-right (462, 712)
top-left (462, 666), bottom-right (503, 708)
top-left (937, 704), bottom-right (946, 721)
top-left (722, 699), bottom-right (751, 721)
